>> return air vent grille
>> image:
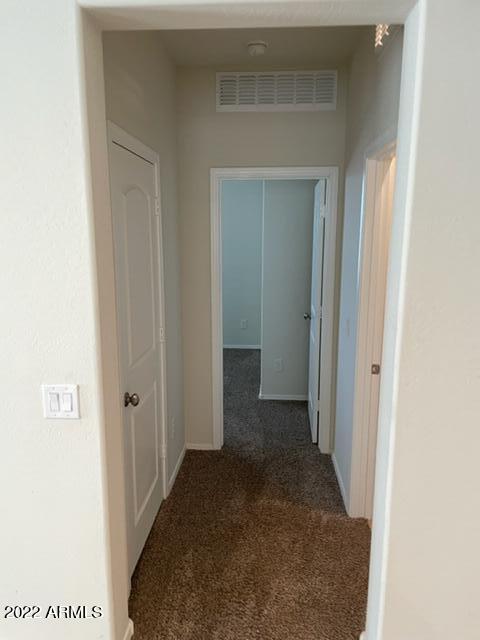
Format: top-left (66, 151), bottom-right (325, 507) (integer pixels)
top-left (216, 71), bottom-right (337, 112)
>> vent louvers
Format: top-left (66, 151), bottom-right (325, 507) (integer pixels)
top-left (216, 70), bottom-right (337, 112)
top-left (238, 75), bottom-right (256, 105)
top-left (257, 75), bottom-right (275, 104)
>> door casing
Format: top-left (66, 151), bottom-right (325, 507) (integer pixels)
top-left (210, 166), bottom-right (339, 452)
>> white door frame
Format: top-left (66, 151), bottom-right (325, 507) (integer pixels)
top-left (349, 136), bottom-right (396, 518)
top-left (210, 166), bottom-right (339, 451)
top-left (107, 121), bottom-right (169, 500)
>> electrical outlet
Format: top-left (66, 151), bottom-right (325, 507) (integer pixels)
top-left (240, 319), bottom-right (248, 329)
top-left (274, 358), bottom-right (284, 373)
top-left (169, 417), bottom-right (175, 440)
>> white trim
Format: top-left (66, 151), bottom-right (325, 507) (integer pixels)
top-left (166, 446), bottom-right (186, 496)
top-left (259, 179), bottom-right (266, 391)
top-left (223, 344), bottom-right (261, 350)
top-left (211, 166), bottom-right (335, 181)
top-left (153, 154), bottom-right (169, 501)
top-left (186, 442), bottom-right (216, 451)
top-left (107, 121), bottom-right (169, 511)
top-left (122, 619), bottom-right (134, 640)
top-left (258, 393), bottom-right (308, 401)
top-left (210, 168), bottom-right (224, 450)
top-left (332, 452), bottom-right (348, 512)
top-left (211, 166), bottom-right (339, 454)
top-left (350, 139), bottom-right (396, 519)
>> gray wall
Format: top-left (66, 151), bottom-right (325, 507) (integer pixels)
top-left (103, 32), bottom-right (185, 482)
top-left (334, 27), bottom-right (404, 502)
top-left (222, 180), bottom-right (263, 348)
top-left (177, 65), bottom-right (348, 446)
top-left (261, 180), bottom-right (316, 398)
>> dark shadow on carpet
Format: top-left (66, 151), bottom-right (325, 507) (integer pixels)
top-left (129, 349), bottom-right (370, 639)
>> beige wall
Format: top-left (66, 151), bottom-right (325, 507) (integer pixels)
top-left (177, 65), bottom-right (348, 446)
top-left (103, 32), bottom-right (185, 481)
top-left (82, 16), bottom-right (131, 639)
top-left (334, 27), bottom-right (404, 507)
top-left (367, 2), bottom-right (480, 638)
top-left (4, 3), bottom-right (480, 640)
top-left (0, 6), bottom-right (128, 640)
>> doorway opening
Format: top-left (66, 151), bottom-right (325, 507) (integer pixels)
top-left (85, 17), bottom-right (407, 640)
top-left (211, 167), bottom-right (338, 452)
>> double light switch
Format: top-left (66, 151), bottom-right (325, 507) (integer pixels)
top-left (42, 384), bottom-right (80, 419)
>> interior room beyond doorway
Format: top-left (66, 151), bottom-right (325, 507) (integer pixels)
top-left (222, 178), bottom-right (318, 401)
top-left (212, 167), bottom-right (338, 451)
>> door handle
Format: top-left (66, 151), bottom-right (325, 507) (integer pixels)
top-left (124, 392), bottom-right (140, 407)
top-left (303, 313), bottom-right (311, 320)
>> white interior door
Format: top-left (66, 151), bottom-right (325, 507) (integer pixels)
top-left (109, 130), bottom-right (165, 576)
top-left (308, 180), bottom-right (327, 442)
top-left (364, 155), bottom-right (396, 517)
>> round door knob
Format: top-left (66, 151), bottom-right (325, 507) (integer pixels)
top-left (124, 392), bottom-right (140, 408)
top-left (303, 313), bottom-right (311, 320)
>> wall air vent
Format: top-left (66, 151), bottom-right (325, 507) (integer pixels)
top-left (216, 70), bottom-right (337, 112)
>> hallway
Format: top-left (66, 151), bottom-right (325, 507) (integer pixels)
top-left (129, 349), bottom-right (371, 639)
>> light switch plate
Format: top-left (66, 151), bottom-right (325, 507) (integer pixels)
top-left (42, 384), bottom-right (80, 419)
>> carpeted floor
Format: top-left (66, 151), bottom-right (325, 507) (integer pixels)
top-left (129, 349), bottom-right (371, 639)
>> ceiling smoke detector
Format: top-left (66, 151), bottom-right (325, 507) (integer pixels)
top-left (247, 40), bottom-right (268, 57)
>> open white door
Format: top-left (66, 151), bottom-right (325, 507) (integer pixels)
top-left (363, 154), bottom-right (396, 517)
top-left (350, 144), bottom-right (396, 519)
top-left (308, 180), bottom-right (326, 443)
top-left (108, 125), bottom-right (166, 576)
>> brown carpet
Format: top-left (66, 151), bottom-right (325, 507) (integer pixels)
top-left (129, 349), bottom-right (370, 639)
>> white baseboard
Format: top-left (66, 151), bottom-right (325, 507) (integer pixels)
top-left (167, 446), bottom-right (186, 495)
top-left (258, 393), bottom-right (308, 401)
top-left (332, 452), bottom-right (349, 512)
top-left (186, 442), bottom-right (217, 450)
top-left (122, 618), bottom-right (134, 640)
top-left (223, 344), bottom-right (261, 349)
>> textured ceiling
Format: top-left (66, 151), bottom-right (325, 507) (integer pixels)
top-left (87, 0), bottom-right (415, 31)
top-left (159, 26), bottom-right (367, 67)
